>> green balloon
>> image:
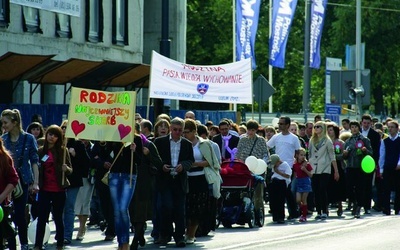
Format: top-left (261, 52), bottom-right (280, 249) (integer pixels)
top-left (0, 205), bottom-right (4, 223)
top-left (361, 155), bottom-right (375, 173)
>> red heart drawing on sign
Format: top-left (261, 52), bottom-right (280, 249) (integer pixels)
top-left (118, 124), bottom-right (132, 140)
top-left (71, 120), bottom-right (85, 137)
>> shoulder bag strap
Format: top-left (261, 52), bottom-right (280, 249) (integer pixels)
top-left (17, 134), bottom-right (28, 171)
top-left (249, 137), bottom-right (258, 156)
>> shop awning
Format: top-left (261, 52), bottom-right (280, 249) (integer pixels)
top-left (0, 52), bottom-right (150, 89)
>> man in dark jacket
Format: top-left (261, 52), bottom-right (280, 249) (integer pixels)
top-left (378, 120), bottom-right (400, 215)
top-left (361, 114), bottom-right (381, 214)
top-left (212, 120), bottom-right (239, 161)
top-left (154, 117), bottom-right (194, 248)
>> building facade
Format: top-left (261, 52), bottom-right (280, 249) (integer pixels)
top-left (0, 0), bottom-right (186, 108)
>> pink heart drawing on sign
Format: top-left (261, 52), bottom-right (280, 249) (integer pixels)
top-left (118, 124), bottom-right (132, 140)
top-left (71, 120), bottom-right (85, 137)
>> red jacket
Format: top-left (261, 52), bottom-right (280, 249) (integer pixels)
top-left (0, 158), bottom-right (19, 205)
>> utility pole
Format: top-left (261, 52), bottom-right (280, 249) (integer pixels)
top-left (355, 0), bottom-right (363, 119)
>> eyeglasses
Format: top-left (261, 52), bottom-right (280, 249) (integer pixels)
top-left (314, 125), bottom-right (322, 129)
top-left (61, 126), bottom-right (66, 129)
top-left (172, 128), bottom-right (183, 132)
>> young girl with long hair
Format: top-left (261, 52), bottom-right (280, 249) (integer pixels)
top-left (1, 109), bottom-right (40, 250)
top-left (107, 135), bottom-right (143, 250)
top-left (293, 148), bottom-right (313, 222)
top-left (34, 125), bottom-right (72, 250)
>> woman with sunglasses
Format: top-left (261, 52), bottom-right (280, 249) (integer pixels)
top-left (308, 121), bottom-right (339, 220)
top-left (35, 125), bottom-right (72, 250)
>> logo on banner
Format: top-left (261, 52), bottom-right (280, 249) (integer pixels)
top-left (197, 83), bottom-right (209, 95)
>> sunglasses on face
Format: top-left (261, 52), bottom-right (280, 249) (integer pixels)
top-left (314, 125), bottom-right (322, 129)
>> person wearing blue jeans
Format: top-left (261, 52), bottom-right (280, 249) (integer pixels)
top-left (63, 187), bottom-right (80, 244)
top-left (107, 136), bottom-right (143, 250)
top-left (109, 173), bottom-right (136, 249)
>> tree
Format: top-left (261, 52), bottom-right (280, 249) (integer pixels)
top-left (186, 0), bottom-right (400, 116)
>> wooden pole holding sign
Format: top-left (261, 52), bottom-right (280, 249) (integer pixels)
top-left (130, 148), bottom-right (134, 188)
top-left (62, 137), bottom-right (68, 186)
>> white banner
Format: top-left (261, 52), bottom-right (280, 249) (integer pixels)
top-left (11, 0), bottom-right (81, 17)
top-left (149, 51), bottom-right (253, 104)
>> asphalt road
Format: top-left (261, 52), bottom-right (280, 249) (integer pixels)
top-left (21, 204), bottom-right (400, 250)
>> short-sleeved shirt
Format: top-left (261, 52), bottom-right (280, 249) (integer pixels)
top-left (267, 133), bottom-right (301, 167)
top-left (293, 162), bottom-right (313, 178)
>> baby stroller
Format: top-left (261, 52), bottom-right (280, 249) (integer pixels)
top-left (217, 160), bottom-right (265, 228)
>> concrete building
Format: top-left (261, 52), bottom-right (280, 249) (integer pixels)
top-left (0, 0), bottom-right (186, 109)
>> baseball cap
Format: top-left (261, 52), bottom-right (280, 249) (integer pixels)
top-left (270, 154), bottom-right (280, 166)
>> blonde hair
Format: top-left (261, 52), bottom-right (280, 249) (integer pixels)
top-left (1, 109), bottom-right (23, 132)
top-left (310, 121), bottom-right (328, 146)
top-left (296, 147), bottom-right (307, 162)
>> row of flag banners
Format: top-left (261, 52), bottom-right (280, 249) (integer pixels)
top-left (236, 0), bottom-right (327, 69)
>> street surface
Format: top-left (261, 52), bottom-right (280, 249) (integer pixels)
top-left (28, 205), bottom-right (399, 250)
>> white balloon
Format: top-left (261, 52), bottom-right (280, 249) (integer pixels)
top-left (271, 118), bottom-right (279, 128)
top-left (28, 218), bottom-right (51, 244)
top-left (245, 156), bottom-right (258, 172)
top-left (254, 159), bottom-right (267, 175)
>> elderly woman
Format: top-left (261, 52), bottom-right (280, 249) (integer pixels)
top-left (183, 119), bottom-right (220, 244)
top-left (308, 121), bottom-right (339, 220)
top-left (343, 121), bottom-right (373, 218)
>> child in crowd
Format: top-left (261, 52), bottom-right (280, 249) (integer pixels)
top-left (269, 154), bottom-right (292, 224)
top-left (293, 148), bottom-right (313, 222)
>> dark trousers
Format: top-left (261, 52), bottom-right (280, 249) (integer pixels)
top-left (363, 172), bottom-right (374, 210)
top-left (269, 178), bottom-right (287, 222)
top-left (8, 183), bottom-right (29, 250)
top-left (158, 179), bottom-right (186, 242)
top-left (312, 173), bottom-right (330, 215)
top-left (285, 181), bottom-right (298, 217)
top-left (382, 169), bottom-right (400, 213)
top-left (346, 168), bottom-right (366, 208)
top-left (372, 177), bottom-right (384, 210)
top-left (35, 190), bottom-right (66, 248)
top-left (96, 179), bottom-right (115, 237)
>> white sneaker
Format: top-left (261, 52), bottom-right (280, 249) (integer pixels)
top-left (185, 236), bottom-right (196, 244)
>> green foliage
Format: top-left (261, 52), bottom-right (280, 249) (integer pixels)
top-left (187, 0), bottom-right (400, 116)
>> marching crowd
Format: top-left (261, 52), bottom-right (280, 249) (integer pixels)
top-left (0, 108), bottom-right (399, 250)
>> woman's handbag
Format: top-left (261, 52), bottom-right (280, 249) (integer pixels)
top-left (101, 144), bottom-right (125, 186)
top-left (12, 179), bottom-right (23, 199)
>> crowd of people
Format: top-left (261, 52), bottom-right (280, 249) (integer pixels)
top-left (0, 108), bottom-right (399, 250)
